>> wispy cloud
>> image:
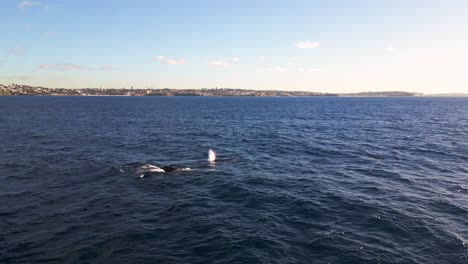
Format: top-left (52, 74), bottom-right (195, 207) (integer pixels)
top-left (100, 66), bottom-right (119, 71)
top-left (257, 66), bottom-right (325, 74)
top-left (17, 1), bottom-right (48, 11)
top-left (385, 45), bottom-right (408, 57)
top-left (17, 1), bottom-right (40, 9)
top-left (6, 75), bottom-right (31, 81)
top-left (40, 63), bottom-right (91, 71)
top-left (294, 41), bottom-right (320, 49)
top-left (207, 57), bottom-right (239, 67)
top-left (42, 31), bottom-right (56, 37)
top-left (154, 56), bottom-right (186, 65)
top-left (8, 46), bottom-right (25, 56)
top-left (297, 67), bottom-right (324, 73)
top-left (40, 63), bottom-right (119, 71)
top-left (256, 66), bottom-right (289, 73)
top-left (385, 45), bottom-right (398, 53)
top-left (208, 60), bottom-right (229, 67)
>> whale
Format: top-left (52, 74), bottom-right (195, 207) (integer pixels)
top-left (137, 164), bottom-right (191, 177)
top-left (136, 149), bottom-right (216, 178)
top-left (136, 164), bottom-right (165, 173)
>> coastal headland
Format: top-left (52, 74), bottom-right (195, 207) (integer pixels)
top-left (0, 83), bottom-right (421, 97)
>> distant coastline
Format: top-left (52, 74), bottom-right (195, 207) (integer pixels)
top-left (0, 83), bottom-right (429, 97)
top-left (422, 93), bottom-right (468, 97)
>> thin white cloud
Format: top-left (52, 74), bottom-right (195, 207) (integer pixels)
top-left (154, 56), bottom-right (186, 65)
top-left (17, 1), bottom-right (48, 11)
top-left (294, 41), bottom-right (320, 49)
top-left (386, 45), bottom-right (397, 53)
top-left (17, 1), bottom-right (40, 9)
top-left (8, 46), bottom-right (25, 56)
top-left (297, 67), bottom-right (324, 73)
top-left (100, 66), bottom-right (119, 71)
top-left (207, 57), bottom-right (239, 67)
top-left (42, 31), bottom-right (56, 37)
top-left (6, 75), bottom-right (31, 81)
top-left (40, 63), bottom-right (119, 71)
top-left (385, 45), bottom-right (409, 57)
top-left (40, 63), bottom-right (91, 71)
top-left (257, 66), bottom-right (325, 74)
top-left (208, 60), bottom-right (229, 67)
top-left (256, 67), bottom-right (289, 73)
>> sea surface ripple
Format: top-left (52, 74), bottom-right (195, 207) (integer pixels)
top-left (0, 96), bottom-right (467, 263)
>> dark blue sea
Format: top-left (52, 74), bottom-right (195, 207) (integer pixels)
top-left (0, 96), bottom-right (467, 264)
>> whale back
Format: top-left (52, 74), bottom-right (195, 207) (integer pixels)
top-left (137, 164), bottom-right (165, 173)
top-left (162, 165), bottom-right (178, 172)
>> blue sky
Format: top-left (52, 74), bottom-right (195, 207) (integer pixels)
top-left (1, 0), bottom-right (467, 93)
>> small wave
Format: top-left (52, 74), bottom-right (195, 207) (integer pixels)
top-left (456, 184), bottom-right (468, 193)
top-left (353, 168), bottom-right (413, 184)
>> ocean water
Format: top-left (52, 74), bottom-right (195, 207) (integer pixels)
top-left (0, 96), bottom-right (467, 264)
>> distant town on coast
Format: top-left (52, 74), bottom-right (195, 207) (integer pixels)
top-left (0, 83), bottom-right (427, 97)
